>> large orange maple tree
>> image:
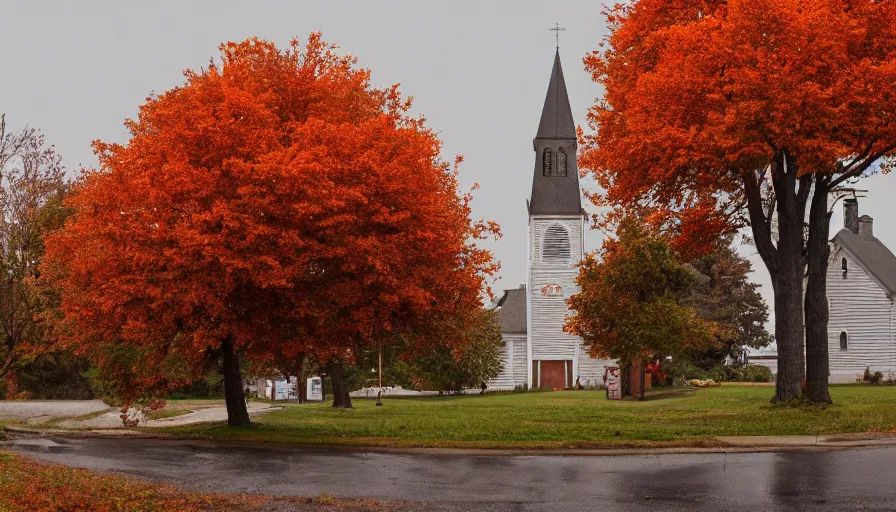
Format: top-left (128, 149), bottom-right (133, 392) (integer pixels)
top-left (583, 0), bottom-right (896, 402)
top-left (42, 35), bottom-right (499, 424)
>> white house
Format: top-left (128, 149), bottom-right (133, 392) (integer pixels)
top-left (746, 345), bottom-right (779, 375)
top-left (490, 50), bottom-right (614, 391)
top-left (827, 198), bottom-right (896, 383)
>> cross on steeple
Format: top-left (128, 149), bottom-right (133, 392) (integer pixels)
top-left (550, 23), bottom-right (565, 50)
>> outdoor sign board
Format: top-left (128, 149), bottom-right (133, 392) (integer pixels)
top-left (604, 366), bottom-right (622, 400)
top-left (307, 376), bottom-right (323, 401)
top-left (273, 379), bottom-right (289, 400)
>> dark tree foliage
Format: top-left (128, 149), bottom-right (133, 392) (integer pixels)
top-left (687, 237), bottom-right (773, 368)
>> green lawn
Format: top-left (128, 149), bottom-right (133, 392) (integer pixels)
top-left (145, 409), bottom-right (192, 421)
top-left (157, 385), bottom-right (896, 449)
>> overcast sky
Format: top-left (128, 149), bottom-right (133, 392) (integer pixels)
top-left (3, 1), bottom-right (896, 333)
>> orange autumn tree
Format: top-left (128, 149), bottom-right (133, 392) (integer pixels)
top-left (42, 35), bottom-right (499, 425)
top-left (582, 0), bottom-right (896, 402)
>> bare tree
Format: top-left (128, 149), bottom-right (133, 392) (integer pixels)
top-left (0, 114), bottom-right (67, 384)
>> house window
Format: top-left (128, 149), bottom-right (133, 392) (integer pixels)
top-left (840, 331), bottom-right (848, 351)
top-left (842, 257), bottom-right (848, 279)
top-left (557, 149), bottom-right (568, 177)
top-left (542, 225), bottom-right (571, 264)
top-left (542, 148), bottom-right (553, 176)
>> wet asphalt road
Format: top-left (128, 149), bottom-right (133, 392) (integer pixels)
top-left (8, 437), bottom-right (896, 511)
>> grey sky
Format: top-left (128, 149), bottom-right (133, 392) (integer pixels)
top-left (3, 1), bottom-right (895, 330)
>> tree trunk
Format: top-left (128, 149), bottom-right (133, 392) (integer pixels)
top-left (742, 151), bottom-right (809, 403)
top-left (770, 153), bottom-right (809, 403)
top-left (294, 353), bottom-right (307, 404)
top-left (770, 268), bottom-right (805, 402)
top-left (329, 362), bottom-right (353, 409)
top-left (221, 336), bottom-right (251, 426)
top-left (804, 175), bottom-right (833, 403)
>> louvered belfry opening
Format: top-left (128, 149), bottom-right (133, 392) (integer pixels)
top-left (557, 149), bottom-right (568, 177)
top-left (543, 225), bottom-right (571, 264)
top-left (542, 148), bottom-right (553, 176)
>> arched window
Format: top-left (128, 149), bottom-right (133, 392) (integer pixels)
top-left (842, 257), bottom-right (848, 279)
top-left (840, 331), bottom-right (848, 351)
top-left (542, 148), bottom-right (553, 176)
top-left (557, 149), bottom-right (568, 177)
top-left (542, 225), bottom-right (571, 264)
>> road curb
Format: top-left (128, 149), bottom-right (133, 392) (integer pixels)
top-left (5, 425), bottom-right (896, 455)
top-left (3, 424), bottom-right (172, 440)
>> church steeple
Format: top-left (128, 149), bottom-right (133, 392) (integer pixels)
top-left (529, 50), bottom-right (582, 216)
top-left (536, 51), bottom-right (576, 140)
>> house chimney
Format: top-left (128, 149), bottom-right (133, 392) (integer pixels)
top-left (859, 215), bottom-right (874, 239)
top-left (844, 198), bottom-right (859, 233)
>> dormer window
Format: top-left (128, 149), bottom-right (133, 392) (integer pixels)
top-left (557, 149), bottom-right (568, 177)
top-left (542, 148), bottom-right (553, 176)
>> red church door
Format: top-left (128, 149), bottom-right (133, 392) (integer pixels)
top-left (539, 361), bottom-right (568, 390)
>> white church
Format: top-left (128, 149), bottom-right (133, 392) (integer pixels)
top-left (490, 51), bottom-right (614, 390)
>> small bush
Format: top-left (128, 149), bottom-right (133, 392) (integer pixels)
top-left (661, 358), bottom-right (706, 382)
top-left (167, 373), bottom-right (224, 399)
top-left (708, 364), bottom-right (773, 383)
top-left (863, 367), bottom-right (885, 385)
top-left (742, 365), bottom-right (774, 383)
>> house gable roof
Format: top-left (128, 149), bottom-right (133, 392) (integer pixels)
top-left (832, 228), bottom-right (896, 296)
top-left (495, 288), bottom-right (527, 334)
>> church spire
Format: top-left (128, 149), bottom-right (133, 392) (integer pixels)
top-left (535, 50), bottom-right (576, 140)
top-left (529, 51), bottom-right (582, 216)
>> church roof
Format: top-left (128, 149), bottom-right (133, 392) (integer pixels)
top-left (495, 287), bottom-right (527, 333)
top-left (833, 228), bottom-right (896, 295)
top-left (529, 50), bottom-right (583, 217)
top-left (536, 51), bottom-right (576, 139)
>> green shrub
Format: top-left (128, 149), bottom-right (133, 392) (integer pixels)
top-left (862, 367), bottom-right (885, 385)
top-left (707, 364), bottom-right (773, 383)
top-left (167, 373), bottom-right (224, 399)
top-left (660, 358), bottom-right (706, 382)
top-left (742, 365), bottom-right (774, 382)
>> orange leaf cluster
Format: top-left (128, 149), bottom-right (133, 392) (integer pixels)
top-left (582, 0), bottom-right (896, 253)
top-left (41, 34), bottom-right (500, 402)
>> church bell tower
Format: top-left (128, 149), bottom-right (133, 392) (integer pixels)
top-left (526, 50), bottom-right (590, 389)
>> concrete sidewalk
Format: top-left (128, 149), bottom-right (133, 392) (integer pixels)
top-left (716, 433), bottom-right (896, 448)
top-left (6, 423), bottom-right (896, 455)
top-left (52, 401), bottom-right (280, 429)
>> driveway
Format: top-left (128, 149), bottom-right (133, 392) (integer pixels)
top-left (7, 437), bottom-right (896, 511)
top-left (0, 400), bottom-right (109, 424)
top-left (0, 399), bottom-right (278, 429)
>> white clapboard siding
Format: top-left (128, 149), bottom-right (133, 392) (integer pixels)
top-left (577, 348), bottom-right (614, 389)
top-left (530, 216), bottom-right (593, 367)
top-left (827, 247), bottom-right (896, 382)
top-left (530, 269), bottom-right (581, 360)
top-left (490, 334), bottom-right (528, 390)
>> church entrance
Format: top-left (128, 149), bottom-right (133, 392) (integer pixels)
top-left (534, 360), bottom-right (572, 390)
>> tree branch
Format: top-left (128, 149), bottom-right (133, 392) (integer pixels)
top-left (742, 170), bottom-right (778, 273)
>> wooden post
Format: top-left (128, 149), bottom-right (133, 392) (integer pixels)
top-left (376, 342), bottom-right (383, 406)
